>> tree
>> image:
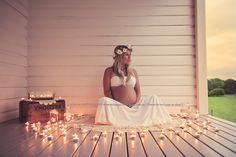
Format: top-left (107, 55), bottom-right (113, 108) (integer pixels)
top-left (209, 88), bottom-right (225, 96)
top-left (224, 79), bottom-right (236, 94)
top-left (208, 78), bottom-right (225, 91)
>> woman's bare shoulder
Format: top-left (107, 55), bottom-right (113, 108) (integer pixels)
top-left (129, 68), bottom-right (137, 74)
top-left (104, 67), bottom-right (113, 75)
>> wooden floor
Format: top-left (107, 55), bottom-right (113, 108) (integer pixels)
top-left (0, 115), bottom-right (236, 157)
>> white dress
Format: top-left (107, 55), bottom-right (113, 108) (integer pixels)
top-left (95, 94), bottom-right (172, 127)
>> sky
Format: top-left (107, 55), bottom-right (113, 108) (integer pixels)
top-left (206, 0), bottom-right (236, 80)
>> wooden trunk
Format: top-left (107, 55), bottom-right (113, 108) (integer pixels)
top-left (19, 100), bottom-right (66, 123)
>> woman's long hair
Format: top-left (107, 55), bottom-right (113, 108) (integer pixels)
top-left (112, 45), bottom-right (133, 83)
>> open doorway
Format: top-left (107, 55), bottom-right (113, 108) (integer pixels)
top-left (206, 0), bottom-right (236, 123)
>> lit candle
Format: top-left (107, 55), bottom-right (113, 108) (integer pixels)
top-left (130, 134), bottom-right (136, 140)
top-left (39, 132), bottom-right (45, 137)
top-left (194, 132), bottom-right (200, 138)
top-left (114, 134), bottom-right (120, 140)
top-left (73, 135), bottom-right (79, 143)
top-left (183, 128), bottom-right (188, 132)
top-left (117, 130), bottom-right (123, 136)
top-left (25, 122), bottom-right (29, 126)
top-left (197, 129), bottom-right (203, 134)
top-left (175, 130), bottom-right (180, 135)
top-left (61, 130), bottom-right (67, 136)
top-left (32, 127), bottom-right (38, 132)
top-left (102, 131), bottom-right (107, 137)
top-left (159, 134), bottom-right (165, 140)
top-left (31, 123), bottom-right (36, 128)
top-left (81, 129), bottom-right (87, 134)
top-left (36, 122), bottom-right (41, 126)
top-left (207, 118), bottom-right (211, 124)
top-left (187, 120), bottom-right (192, 126)
top-left (47, 134), bottom-right (53, 141)
top-left (203, 124), bottom-right (207, 129)
top-left (140, 132), bottom-right (145, 137)
top-left (168, 127), bottom-right (174, 131)
top-left (142, 129), bottom-right (148, 133)
top-left (93, 134), bottom-right (99, 140)
top-left (47, 121), bottom-right (51, 125)
top-left (214, 127), bottom-right (219, 132)
top-left (180, 124), bottom-right (185, 129)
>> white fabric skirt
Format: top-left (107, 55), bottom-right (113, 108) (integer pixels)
top-left (95, 95), bottom-right (172, 127)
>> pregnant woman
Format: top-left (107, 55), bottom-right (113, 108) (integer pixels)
top-left (95, 45), bottom-right (172, 127)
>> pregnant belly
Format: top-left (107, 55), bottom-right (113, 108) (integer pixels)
top-left (111, 86), bottom-right (137, 106)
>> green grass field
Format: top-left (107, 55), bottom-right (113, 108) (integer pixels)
top-left (208, 95), bottom-right (236, 123)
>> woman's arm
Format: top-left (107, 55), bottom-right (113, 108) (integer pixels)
top-left (103, 67), bottom-right (113, 98)
top-left (133, 69), bottom-right (141, 103)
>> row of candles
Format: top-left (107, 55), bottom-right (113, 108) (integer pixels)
top-left (25, 111), bottom-right (220, 144)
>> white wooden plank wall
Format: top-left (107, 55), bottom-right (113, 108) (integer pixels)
top-left (0, 0), bottom-right (28, 122)
top-left (28, 0), bottom-right (196, 114)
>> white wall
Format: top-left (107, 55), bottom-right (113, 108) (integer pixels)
top-left (0, 0), bottom-right (28, 122)
top-left (28, 0), bottom-right (196, 114)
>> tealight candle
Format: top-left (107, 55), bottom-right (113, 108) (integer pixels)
top-left (114, 134), bottom-right (120, 140)
top-left (168, 127), bottom-right (174, 131)
top-left (214, 127), bottom-right (219, 132)
top-left (140, 132), bottom-right (145, 137)
top-left (194, 132), bottom-right (200, 138)
top-left (142, 129), bottom-right (148, 133)
top-left (47, 135), bottom-right (53, 141)
top-left (102, 131), bottom-right (107, 137)
top-left (117, 131), bottom-right (123, 136)
top-left (73, 135), bottom-right (79, 143)
top-left (32, 127), bottom-right (38, 132)
top-left (159, 134), bottom-right (165, 140)
top-left (61, 131), bottom-right (67, 136)
top-left (197, 129), bottom-right (203, 134)
top-left (81, 129), bottom-right (87, 134)
top-left (175, 130), bottom-right (180, 135)
top-left (39, 132), bottom-right (45, 137)
top-left (93, 134), bottom-right (99, 140)
top-left (130, 134), bottom-right (136, 140)
top-left (25, 122), bottom-right (29, 126)
top-left (183, 128), bottom-right (188, 132)
top-left (180, 124), bottom-right (185, 129)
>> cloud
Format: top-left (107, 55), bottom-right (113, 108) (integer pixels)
top-left (206, 0), bottom-right (236, 79)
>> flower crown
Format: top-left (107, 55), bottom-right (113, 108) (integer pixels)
top-left (113, 44), bottom-right (133, 58)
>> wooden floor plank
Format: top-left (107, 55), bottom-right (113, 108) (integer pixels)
top-left (164, 129), bottom-right (203, 157)
top-left (189, 122), bottom-right (236, 155)
top-left (126, 131), bottom-right (146, 157)
top-left (186, 126), bottom-right (236, 157)
top-left (200, 116), bottom-right (236, 137)
top-left (19, 127), bottom-right (73, 157)
top-left (72, 131), bottom-right (102, 157)
top-left (139, 131), bottom-right (165, 157)
top-left (0, 125), bottom-right (35, 156)
top-left (109, 131), bottom-right (127, 157)
top-left (177, 127), bottom-right (223, 157)
top-left (150, 131), bottom-right (183, 157)
top-left (37, 127), bottom-right (77, 157)
top-left (205, 115), bottom-right (236, 128)
top-left (92, 131), bottom-right (112, 157)
top-left (192, 120), bottom-right (236, 145)
top-left (51, 130), bottom-right (91, 157)
top-left (202, 115), bottom-right (236, 132)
